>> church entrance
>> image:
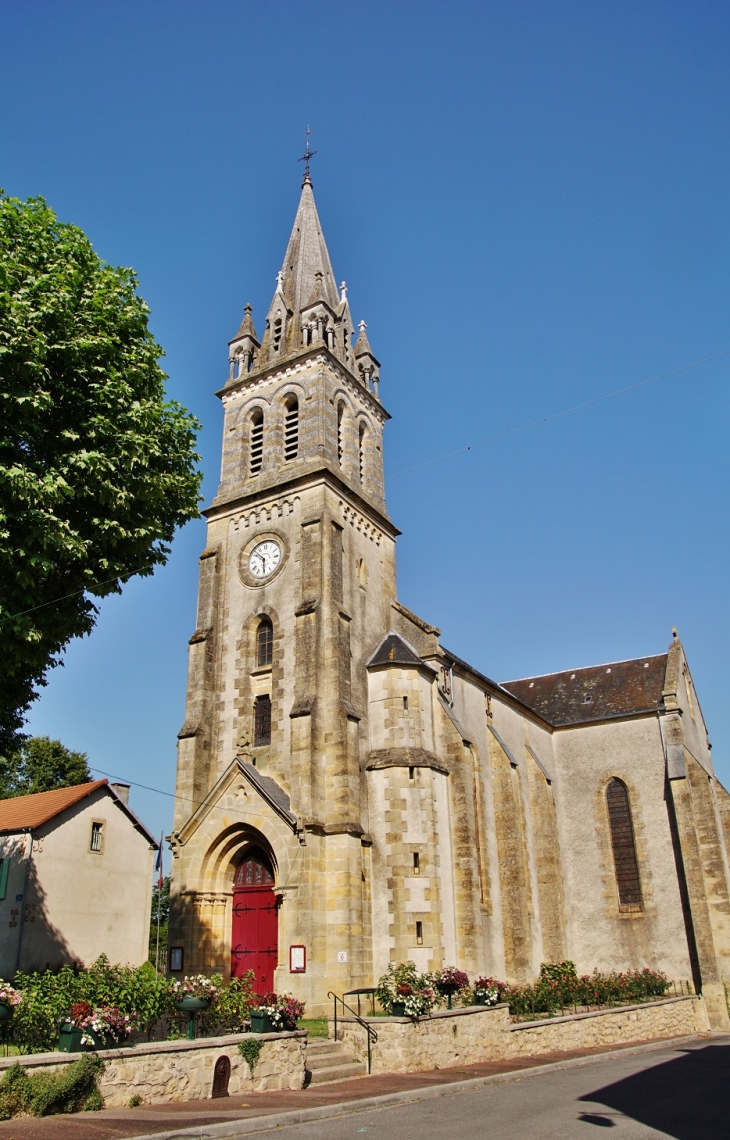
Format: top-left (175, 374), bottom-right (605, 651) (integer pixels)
top-left (231, 848), bottom-right (278, 994)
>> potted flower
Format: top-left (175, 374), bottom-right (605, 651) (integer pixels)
top-left (58, 1002), bottom-right (136, 1051)
top-left (250, 992), bottom-right (305, 1033)
top-left (0, 981), bottom-right (21, 1022)
top-left (436, 966), bottom-right (470, 1009)
top-left (375, 963), bottom-right (438, 1020)
top-left (473, 977), bottom-right (501, 1006)
top-left (170, 975), bottom-right (217, 1041)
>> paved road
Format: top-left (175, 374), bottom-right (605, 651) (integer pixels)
top-left (261, 1038), bottom-right (729, 1140)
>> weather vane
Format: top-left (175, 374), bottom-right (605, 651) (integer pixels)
top-left (298, 126), bottom-right (317, 182)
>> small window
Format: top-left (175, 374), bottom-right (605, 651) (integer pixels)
top-left (250, 410), bottom-right (264, 476)
top-left (284, 397), bottom-right (299, 461)
top-left (415, 921), bottom-right (423, 945)
top-left (413, 852), bottom-right (420, 875)
top-left (256, 617), bottom-right (273, 667)
top-left (89, 821), bottom-right (105, 854)
top-left (358, 422), bottom-right (366, 483)
top-left (408, 766), bottom-right (415, 780)
top-left (606, 778), bottom-right (643, 909)
top-left (254, 695), bottom-right (272, 747)
top-left (403, 696), bottom-right (408, 710)
top-left (337, 402), bottom-right (345, 466)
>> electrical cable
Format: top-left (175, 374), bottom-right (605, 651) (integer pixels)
top-left (389, 348), bottom-right (730, 477)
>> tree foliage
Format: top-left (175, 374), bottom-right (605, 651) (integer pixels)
top-left (0, 735), bottom-right (90, 798)
top-left (148, 874), bottom-right (170, 966)
top-left (0, 192), bottom-right (201, 752)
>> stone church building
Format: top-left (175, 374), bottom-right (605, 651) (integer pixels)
top-left (169, 169), bottom-right (730, 1028)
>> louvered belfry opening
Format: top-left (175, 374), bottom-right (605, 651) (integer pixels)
top-left (284, 397), bottom-right (299, 461)
top-left (358, 422), bottom-right (366, 483)
top-left (250, 410), bottom-right (264, 475)
top-left (254, 694), bottom-right (272, 746)
top-left (606, 778), bottom-right (643, 908)
top-left (337, 402), bottom-right (344, 465)
top-left (256, 617), bottom-right (273, 667)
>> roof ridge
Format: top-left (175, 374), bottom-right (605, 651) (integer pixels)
top-left (502, 653), bottom-right (667, 685)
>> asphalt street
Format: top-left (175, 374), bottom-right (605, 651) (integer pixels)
top-left (256, 1038), bottom-right (730, 1140)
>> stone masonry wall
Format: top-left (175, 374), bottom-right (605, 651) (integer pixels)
top-left (336, 997), bottom-right (708, 1075)
top-left (0, 1031), bottom-right (306, 1109)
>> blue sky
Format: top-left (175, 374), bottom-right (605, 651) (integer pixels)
top-left (2, 1), bottom-right (728, 865)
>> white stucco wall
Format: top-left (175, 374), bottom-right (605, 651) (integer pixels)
top-left (0, 788), bottom-right (155, 976)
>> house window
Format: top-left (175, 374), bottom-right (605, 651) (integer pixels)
top-left (284, 397), bottom-right (299, 461)
top-left (89, 821), bottom-right (105, 854)
top-left (606, 778), bottom-right (643, 909)
top-left (250, 410), bottom-right (264, 476)
top-left (254, 695), bottom-right (272, 746)
top-left (256, 617), bottom-right (273, 667)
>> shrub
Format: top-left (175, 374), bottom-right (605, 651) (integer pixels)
top-left (200, 972), bottom-right (255, 1036)
top-left (0, 1054), bottom-right (104, 1118)
top-left (375, 963), bottom-right (437, 1018)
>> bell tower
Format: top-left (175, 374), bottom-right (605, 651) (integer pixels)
top-left (170, 166), bottom-right (398, 1008)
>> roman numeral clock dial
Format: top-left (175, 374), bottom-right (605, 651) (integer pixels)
top-left (248, 540), bottom-right (282, 579)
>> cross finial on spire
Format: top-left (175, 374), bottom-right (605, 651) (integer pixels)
top-left (298, 126), bottom-right (317, 186)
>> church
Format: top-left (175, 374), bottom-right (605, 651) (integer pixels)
top-left (168, 166), bottom-right (730, 1029)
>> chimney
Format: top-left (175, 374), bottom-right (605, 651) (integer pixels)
top-left (111, 782), bottom-right (131, 806)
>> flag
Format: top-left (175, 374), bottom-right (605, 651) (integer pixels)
top-left (156, 835), bottom-right (164, 890)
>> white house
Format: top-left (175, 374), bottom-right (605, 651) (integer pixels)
top-left (0, 780), bottom-right (158, 976)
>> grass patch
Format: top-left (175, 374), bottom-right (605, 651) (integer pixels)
top-left (298, 1018), bottom-right (329, 1038)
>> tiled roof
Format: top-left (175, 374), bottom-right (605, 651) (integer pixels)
top-left (0, 780), bottom-right (108, 833)
top-left (501, 654), bottom-right (668, 726)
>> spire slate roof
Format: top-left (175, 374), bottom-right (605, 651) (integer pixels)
top-left (278, 181), bottom-right (339, 318)
top-left (368, 632), bottom-right (425, 669)
top-left (501, 654), bottom-right (668, 726)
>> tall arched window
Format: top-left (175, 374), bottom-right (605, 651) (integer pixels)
top-left (256, 617), bottom-right (273, 667)
top-left (284, 397), bottom-right (299, 461)
top-left (337, 402), bottom-right (345, 466)
top-left (358, 422), bottom-right (366, 483)
top-left (249, 410), bottom-right (264, 476)
top-left (254, 694), bottom-right (272, 746)
top-left (606, 778), bottom-right (643, 909)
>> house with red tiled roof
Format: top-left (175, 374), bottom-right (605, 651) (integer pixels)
top-left (0, 780), bottom-right (158, 976)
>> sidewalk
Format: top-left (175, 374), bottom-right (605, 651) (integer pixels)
top-left (0, 1033), bottom-right (702, 1140)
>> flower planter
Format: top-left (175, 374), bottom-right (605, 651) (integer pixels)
top-left (437, 983), bottom-right (459, 1010)
top-left (473, 993), bottom-right (491, 1006)
top-left (250, 1011), bottom-right (277, 1034)
top-left (0, 1005), bottom-right (13, 1022)
top-left (390, 1002), bottom-right (407, 1017)
top-left (174, 996), bottom-right (211, 1041)
top-left (57, 1026), bottom-right (107, 1052)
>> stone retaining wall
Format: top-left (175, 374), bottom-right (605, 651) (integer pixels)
top-left (335, 996), bottom-right (708, 1075)
top-left (0, 1030), bottom-right (306, 1108)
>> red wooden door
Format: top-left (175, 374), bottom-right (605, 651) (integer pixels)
top-left (231, 850), bottom-right (277, 994)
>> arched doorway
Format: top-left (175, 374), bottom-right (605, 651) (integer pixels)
top-left (231, 847), bottom-right (278, 994)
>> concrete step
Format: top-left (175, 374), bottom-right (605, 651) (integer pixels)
top-left (305, 1039), bottom-right (337, 1055)
top-left (307, 1061), bottom-right (368, 1084)
top-left (306, 1049), bottom-right (357, 1070)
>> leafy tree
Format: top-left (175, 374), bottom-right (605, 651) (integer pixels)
top-left (0, 735), bottom-right (90, 798)
top-left (148, 875), bottom-right (170, 967)
top-left (0, 192), bottom-right (201, 753)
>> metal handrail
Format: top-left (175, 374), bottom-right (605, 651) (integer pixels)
top-left (328, 990), bottom-right (378, 1074)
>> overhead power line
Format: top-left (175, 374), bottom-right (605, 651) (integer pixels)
top-left (390, 348), bottom-right (730, 477)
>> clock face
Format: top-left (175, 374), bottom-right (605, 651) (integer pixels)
top-left (248, 540), bottom-right (282, 579)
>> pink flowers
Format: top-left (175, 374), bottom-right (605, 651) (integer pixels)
top-left (169, 974), bottom-right (218, 1001)
top-left (0, 981), bottom-right (21, 1007)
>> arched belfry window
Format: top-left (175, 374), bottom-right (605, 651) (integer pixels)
top-left (337, 402), bottom-right (345, 466)
top-left (250, 410), bottom-right (264, 476)
top-left (256, 617), bottom-right (273, 667)
top-left (284, 397), bottom-right (299, 462)
top-left (358, 422), bottom-right (366, 483)
top-left (606, 778), bottom-right (643, 909)
top-left (234, 847), bottom-right (274, 887)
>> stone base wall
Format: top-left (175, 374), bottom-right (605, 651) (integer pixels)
top-left (0, 1031), bottom-right (306, 1108)
top-left (335, 997), bottom-right (709, 1075)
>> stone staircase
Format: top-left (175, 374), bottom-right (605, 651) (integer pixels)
top-left (305, 1038), bottom-right (367, 1084)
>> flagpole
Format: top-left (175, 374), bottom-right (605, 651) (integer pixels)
top-left (155, 833), bottom-right (163, 972)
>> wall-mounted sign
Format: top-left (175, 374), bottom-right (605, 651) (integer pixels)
top-left (337, 950), bottom-right (348, 964)
top-left (169, 947), bottom-right (184, 972)
top-left (289, 945), bottom-right (306, 973)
